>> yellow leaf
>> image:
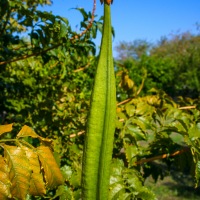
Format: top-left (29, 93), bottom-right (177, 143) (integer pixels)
top-left (0, 124), bottom-right (13, 136)
top-left (0, 156), bottom-right (11, 199)
top-left (17, 125), bottom-right (39, 138)
top-left (17, 125), bottom-right (52, 147)
top-left (22, 147), bottom-right (46, 196)
top-left (4, 145), bottom-right (31, 199)
top-left (37, 146), bottom-right (64, 189)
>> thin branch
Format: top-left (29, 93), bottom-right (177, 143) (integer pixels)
top-left (0, 43), bottom-right (61, 65)
top-left (69, 131), bottom-right (85, 138)
top-left (135, 147), bottom-right (190, 165)
top-left (0, 0), bottom-right (97, 66)
top-left (117, 98), bottom-right (132, 106)
top-left (71, 0), bottom-right (96, 40)
top-left (73, 63), bottom-right (90, 72)
top-left (179, 105), bottom-right (196, 110)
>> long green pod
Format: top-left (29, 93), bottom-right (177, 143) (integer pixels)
top-left (82, 2), bottom-right (115, 200)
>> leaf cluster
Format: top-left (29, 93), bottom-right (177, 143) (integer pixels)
top-left (115, 91), bottom-right (200, 188)
top-left (115, 32), bottom-right (200, 98)
top-left (0, 124), bottom-right (64, 199)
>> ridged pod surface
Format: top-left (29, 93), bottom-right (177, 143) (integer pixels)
top-left (81, 3), bottom-right (116, 200)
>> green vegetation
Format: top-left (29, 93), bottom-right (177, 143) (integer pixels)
top-left (82, 3), bottom-right (116, 200)
top-left (115, 33), bottom-right (200, 99)
top-left (0, 0), bottom-right (200, 199)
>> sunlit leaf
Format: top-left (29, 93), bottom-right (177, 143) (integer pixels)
top-left (124, 143), bottom-right (138, 167)
top-left (4, 145), bottom-right (31, 199)
top-left (22, 147), bottom-right (46, 196)
top-left (0, 156), bottom-right (11, 199)
top-left (0, 124), bottom-right (13, 136)
top-left (17, 125), bottom-right (40, 138)
top-left (189, 123), bottom-right (200, 140)
top-left (17, 125), bottom-right (52, 146)
top-left (109, 183), bottom-right (125, 200)
top-left (37, 146), bottom-right (64, 189)
top-left (126, 122), bottom-right (146, 140)
top-left (52, 185), bottom-right (73, 200)
top-left (137, 187), bottom-right (157, 200)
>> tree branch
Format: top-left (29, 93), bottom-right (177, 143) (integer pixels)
top-left (0, 0), bottom-right (97, 66)
top-left (135, 147), bottom-right (190, 165)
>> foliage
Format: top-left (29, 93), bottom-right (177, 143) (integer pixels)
top-left (115, 32), bottom-right (200, 98)
top-left (0, 124), bottom-right (64, 199)
top-left (115, 91), bottom-right (200, 186)
top-left (1, 0), bottom-right (200, 199)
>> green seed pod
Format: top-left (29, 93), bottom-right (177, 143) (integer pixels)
top-left (81, 3), bottom-right (116, 200)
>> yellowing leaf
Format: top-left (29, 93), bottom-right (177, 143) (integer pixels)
top-left (17, 125), bottom-right (52, 147)
top-left (17, 125), bottom-right (40, 138)
top-left (4, 145), bottom-right (31, 199)
top-left (0, 124), bottom-right (13, 136)
top-left (0, 156), bottom-right (11, 199)
top-left (22, 147), bottom-right (46, 196)
top-left (37, 146), bottom-right (64, 189)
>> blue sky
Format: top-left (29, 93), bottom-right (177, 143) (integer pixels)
top-left (41, 0), bottom-right (200, 55)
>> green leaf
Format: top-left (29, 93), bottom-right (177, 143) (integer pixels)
top-left (75, 8), bottom-right (88, 21)
top-left (52, 185), bottom-right (73, 200)
top-left (137, 187), bottom-right (157, 200)
top-left (189, 123), bottom-right (200, 140)
top-left (126, 120), bottom-right (146, 141)
top-left (195, 160), bottom-right (200, 187)
top-left (169, 132), bottom-right (185, 145)
top-left (124, 143), bottom-right (138, 167)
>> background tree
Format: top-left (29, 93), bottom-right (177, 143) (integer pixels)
top-left (115, 32), bottom-right (200, 98)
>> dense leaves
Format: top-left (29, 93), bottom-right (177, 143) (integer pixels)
top-left (0, 124), bottom-right (64, 199)
top-left (115, 32), bottom-right (200, 98)
top-left (0, 0), bottom-right (200, 199)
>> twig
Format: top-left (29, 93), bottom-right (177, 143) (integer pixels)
top-left (71, 0), bottom-right (96, 40)
top-left (69, 131), bottom-right (85, 138)
top-left (135, 147), bottom-right (190, 165)
top-left (73, 63), bottom-right (90, 72)
top-left (178, 105), bottom-right (196, 110)
top-left (117, 98), bottom-right (132, 106)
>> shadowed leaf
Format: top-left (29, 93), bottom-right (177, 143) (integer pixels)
top-left (37, 146), bottom-right (64, 189)
top-left (22, 147), bottom-right (46, 196)
top-left (0, 156), bottom-right (11, 199)
top-left (0, 124), bottom-right (13, 136)
top-left (4, 145), bottom-right (31, 199)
